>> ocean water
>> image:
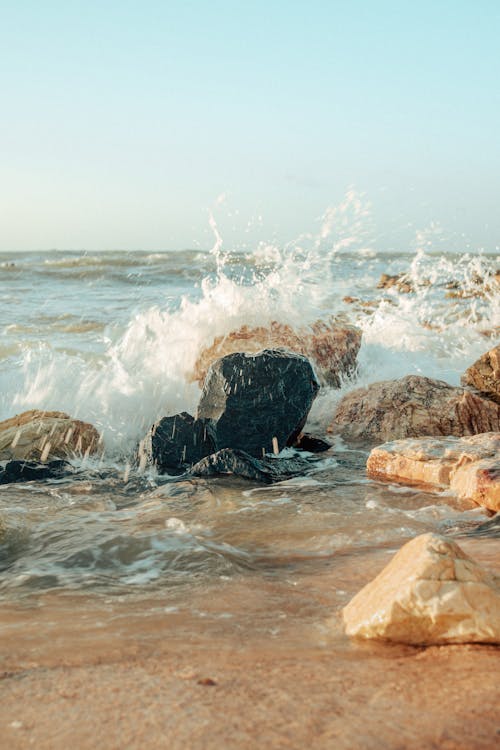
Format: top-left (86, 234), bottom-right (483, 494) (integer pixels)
top-left (0, 220), bottom-right (498, 634)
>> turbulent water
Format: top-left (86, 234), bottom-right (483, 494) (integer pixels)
top-left (0, 211), bottom-right (499, 616)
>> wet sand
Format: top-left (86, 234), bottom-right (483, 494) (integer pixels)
top-left (1, 538), bottom-right (499, 750)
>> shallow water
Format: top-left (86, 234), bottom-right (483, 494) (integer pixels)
top-left (0, 210), bottom-right (499, 633)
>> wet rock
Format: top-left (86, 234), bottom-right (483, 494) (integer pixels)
top-left (367, 433), bottom-right (500, 512)
top-left (191, 448), bottom-right (312, 483)
top-left (342, 533), bottom-right (500, 645)
top-left (377, 273), bottom-right (414, 293)
top-left (197, 349), bottom-right (320, 458)
top-left (0, 410), bottom-right (101, 462)
top-left (190, 318), bottom-right (361, 388)
top-left (0, 459), bottom-right (73, 484)
top-left (330, 375), bottom-right (500, 446)
top-left (461, 344), bottom-right (500, 405)
top-left (467, 514), bottom-right (500, 538)
top-left (141, 412), bottom-right (214, 474)
top-left (293, 433), bottom-right (332, 453)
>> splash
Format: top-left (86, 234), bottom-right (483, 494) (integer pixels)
top-left (3, 192), bottom-right (499, 455)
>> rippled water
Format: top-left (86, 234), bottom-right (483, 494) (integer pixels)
top-left (0, 209), bottom-right (499, 617)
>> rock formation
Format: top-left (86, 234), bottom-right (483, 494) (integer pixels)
top-left (143, 349), bottom-right (320, 474)
top-left (190, 318), bottom-right (361, 387)
top-left (0, 410), bottom-right (101, 462)
top-left (330, 375), bottom-right (500, 446)
top-left (342, 533), bottom-right (500, 645)
top-left (462, 344), bottom-right (500, 404)
top-left (367, 432), bottom-right (500, 512)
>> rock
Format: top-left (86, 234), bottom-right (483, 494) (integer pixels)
top-left (191, 448), bottom-right (312, 483)
top-left (377, 273), bottom-right (414, 293)
top-left (0, 459), bottom-right (73, 484)
top-left (190, 318), bottom-right (362, 387)
top-left (330, 375), bottom-right (500, 446)
top-left (367, 432), bottom-right (500, 512)
top-left (197, 349), bottom-right (320, 458)
top-left (141, 412), bottom-right (214, 474)
top-left (0, 410), bottom-right (101, 462)
top-left (293, 433), bottom-right (332, 453)
top-left (450, 459), bottom-right (500, 513)
top-left (342, 533), bottom-right (500, 645)
top-left (467, 514), bottom-right (500, 538)
top-left (461, 344), bottom-right (500, 404)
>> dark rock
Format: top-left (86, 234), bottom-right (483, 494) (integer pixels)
top-left (142, 412), bottom-right (214, 474)
top-left (0, 459), bottom-right (72, 484)
top-left (293, 433), bottom-right (332, 453)
top-left (197, 349), bottom-right (320, 458)
top-left (190, 448), bottom-right (313, 483)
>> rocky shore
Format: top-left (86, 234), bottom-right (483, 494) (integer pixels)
top-left (1, 318), bottom-right (500, 748)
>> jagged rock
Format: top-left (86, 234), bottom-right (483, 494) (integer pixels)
top-left (0, 459), bottom-right (73, 484)
top-left (190, 318), bottom-right (361, 387)
top-left (367, 433), bottom-right (500, 512)
top-left (197, 349), bottom-right (320, 458)
top-left (342, 533), bottom-right (500, 645)
top-left (141, 412), bottom-right (214, 474)
top-left (191, 448), bottom-right (312, 483)
top-left (0, 410), bottom-right (101, 462)
top-left (462, 344), bottom-right (500, 404)
top-left (330, 375), bottom-right (500, 446)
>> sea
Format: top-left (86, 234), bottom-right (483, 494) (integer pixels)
top-left (0, 215), bottom-right (499, 661)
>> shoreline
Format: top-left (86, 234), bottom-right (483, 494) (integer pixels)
top-left (1, 538), bottom-right (499, 749)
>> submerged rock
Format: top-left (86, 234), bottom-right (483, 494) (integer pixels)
top-left (141, 412), bottom-right (214, 474)
top-left (462, 344), bottom-right (500, 404)
top-left (191, 448), bottom-right (312, 483)
top-left (197, 349), bottom-right (320, 458)
top-left (330, 375), bottom-right (500, 446)
top-left (367, 432), bottom-right (500, 512)
top-left (342, 533), bottom-right (500, 645)
top-left (0, 410), bottom-right (101, 462)
top-left (190, 318), bottom-right (361, 388)
top-left (0, 459), bottom-right (73, 484)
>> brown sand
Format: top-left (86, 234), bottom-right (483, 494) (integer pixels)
top-left (1, 538), bottom-right (499, 750)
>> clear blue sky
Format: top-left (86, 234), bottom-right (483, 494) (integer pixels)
top-left (1, 1), bottom-right (499, 251)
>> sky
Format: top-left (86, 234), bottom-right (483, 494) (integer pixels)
top-left (1, 1), bottom-right (499, 252)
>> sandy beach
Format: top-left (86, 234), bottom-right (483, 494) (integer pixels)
top-left (2, 537), bottom-right (499, 750)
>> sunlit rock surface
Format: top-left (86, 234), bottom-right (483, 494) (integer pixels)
top-left (197, 349), bottom-right (320, 458)
top-left (367, 433), bottom-right (500, 511)
top-left (342, 533), bottom-right (500, 645)
top-left (330, 375), bottom-right (500, 446)
top-left (0, 410), bottom-right (101, 461)
top-left (191, 318), bottom-right (361, 387)
top-left (462, 344), bottom-right (500, 404)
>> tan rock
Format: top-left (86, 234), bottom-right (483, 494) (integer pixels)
top-left (330, 375), bottom-right (500, 446)
top-left (342, 533), bottom-right (500, 645)
top-left (191, 318), bottom-right (362, 388)
top-left (377, 273), bottom-right (414, 293)
top-left (367, 433), bottom-right (500, 511)
top-left (461, 344), bottom-right (500, 404)
top-left (450, 459), bottom-right (500, 513)
top-left (0, 410), bottom-right (101, 462)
